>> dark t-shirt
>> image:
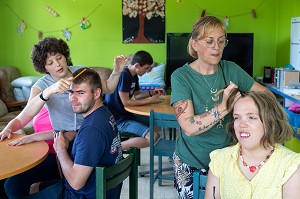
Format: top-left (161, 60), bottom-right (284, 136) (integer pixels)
top-left (64, 106), bottom-right (122, 199)
top-left (105, 67), bottom-right (139, 124)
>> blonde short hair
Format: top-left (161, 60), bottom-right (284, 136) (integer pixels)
top-left (188, 16), bottom-right (227, 58)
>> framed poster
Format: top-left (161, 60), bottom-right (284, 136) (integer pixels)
top-left (122, 0), bottom-right (165, 44)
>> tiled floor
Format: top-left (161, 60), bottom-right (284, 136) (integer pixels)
top-left (120, 146), bottom-right (178, 199)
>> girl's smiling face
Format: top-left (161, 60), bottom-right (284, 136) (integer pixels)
top-left (233, 96), bottom-right (265, 150)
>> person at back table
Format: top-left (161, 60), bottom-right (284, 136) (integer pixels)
top-left (170, 16), bottom-right (272, 198)
top-left (105, 50), bottom-right (163, 150)
top-left (27, 67), bottom-right (123, 199)
top-left (205, 89), bottom-right (300, 199)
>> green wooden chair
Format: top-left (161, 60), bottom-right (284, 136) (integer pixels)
top-left (193, 170), bottom-right (208, 199)
top-left (119, 132), bottom-right (141, 165)
top-left (95, 148), bottom-right (138, 199)
top-left (149, 109), bottom-right (179, 199)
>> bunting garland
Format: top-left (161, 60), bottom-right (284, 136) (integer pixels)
top-left (17, 20), bottom-right (26, 36)
top-left (3, 0), bottom-right (267, 39)
top-left (184, 0), bottom-right (268, 29)
top-left (45, 6), bottom-right (59, 17)
top-left (1, 1), bottom-right (102, 41)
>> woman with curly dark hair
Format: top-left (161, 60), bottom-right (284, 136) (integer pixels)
top-left (0, 37), bottom-right (127, 198)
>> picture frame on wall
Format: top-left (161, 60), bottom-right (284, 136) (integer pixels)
top-left (122, 0), bottom-right (165, 44)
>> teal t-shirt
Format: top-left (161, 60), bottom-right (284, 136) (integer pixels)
top-left (170, 60), bottom-right (254, 168)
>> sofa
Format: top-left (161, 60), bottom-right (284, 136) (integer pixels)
top-left (90, 66), bottom-right (113, 81)
top-left (0, 66), bottom-right (36, 134)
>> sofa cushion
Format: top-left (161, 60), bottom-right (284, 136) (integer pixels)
top-left (0, 110), bottom-right (20, 123)
top-left (11, 76), bottom-right (40, 88)
top-left (138, 62), bottom-right (166, 90)
top-left (13, 88), bottom-right (26, 101)
top-left (11, 76), bottom-right (40, 101)
top-left (0, 66), bottom-right (20, 81)
top-left (90, 66), bottom-right (112, 81)
top-left (0, 69), bottom-right (16, 102)
top-left (0, 98), bottom-right (8, 118)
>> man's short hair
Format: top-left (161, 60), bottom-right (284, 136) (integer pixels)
top-left (72, 67), bottom-right (102, 92)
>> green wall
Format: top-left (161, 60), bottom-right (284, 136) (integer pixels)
top-left (277, 0), bottom-right (300, 68)
top-left (0, 0), bottom-right (299, 78)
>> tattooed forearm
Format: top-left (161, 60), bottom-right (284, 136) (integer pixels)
top-left (211, 106), bottom-right (221, 120)
top-left (200, 111), bottom-right (210, 119)
top-left (196, 107), bottom-right (221, 132)
top-left (198, 119), bottom-right (219, 131)
top-left (189, 117), bottom-right (203, 125)
top-left (189, 117), bottom-right (195, 124)
top-left (173, 100), bottom-right (188, 118)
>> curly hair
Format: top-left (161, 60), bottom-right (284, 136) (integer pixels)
top-left (188, 16), bottom-right (227, 59)
top-left (226, 88), bottom-right (293, 148)
top-left (31, 37), bottom-right (72, 74)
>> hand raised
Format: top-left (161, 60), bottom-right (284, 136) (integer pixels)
top-left (113, 55), bottom-right (128, 74)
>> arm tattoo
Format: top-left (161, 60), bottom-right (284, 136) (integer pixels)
top-left (173, 100), bottom-right (188, 118)
top-left (197, 107), bottom-right (221, 132)
top-left (211, 107), bottom-right (221, 119)
top-left (198, 119), bottom-right (219, 131)
top-left (189, 117), bottom-right (195, 124)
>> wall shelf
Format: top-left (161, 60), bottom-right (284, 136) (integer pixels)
top-left (265, 84), bottom-right (300, 106)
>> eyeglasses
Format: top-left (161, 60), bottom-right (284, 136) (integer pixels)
top-left (199, 38), bottom-right (229, 48)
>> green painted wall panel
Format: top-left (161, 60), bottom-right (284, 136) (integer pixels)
top-left (0, 0), bottom-right (299, 79)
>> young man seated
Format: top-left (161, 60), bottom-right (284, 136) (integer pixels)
top-left (105, 50), bottom-right (163, 150)
top-left (27, 68), bottom-right (123, 199)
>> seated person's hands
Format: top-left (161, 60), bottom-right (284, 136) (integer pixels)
top-left (149, 88), bottom-right (165, 97)
top-left (64, 131), bottom-right (77, 142)
top-left (0, 129), bottom-right (13, 141)
top-left (150, 94), bottom-right (165, 104)
top-left (53, 131), bottom-right (70, 154)
top-left (8, 134), bottom-right (35, 146)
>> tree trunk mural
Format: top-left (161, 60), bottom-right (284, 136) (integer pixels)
top-left (122, 0), bottom-right (165, 44)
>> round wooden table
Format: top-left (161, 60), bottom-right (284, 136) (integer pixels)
top-left (125, 95), bottom-right (174, 116)
top-left (0, 134), bottom-right (49, 180)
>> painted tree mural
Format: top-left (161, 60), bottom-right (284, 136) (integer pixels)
top-left (122, 0), bottom-right (165, 43)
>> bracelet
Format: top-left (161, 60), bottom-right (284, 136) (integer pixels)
top-left (39, 91), bottom-right (49, 101)
top-left (149, 90), bottom-right (153, 97)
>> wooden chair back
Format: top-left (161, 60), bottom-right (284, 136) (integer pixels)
top-left (95, 148), bottom-right (138, 199)
top-left (193, 170), bottom-right (208, 199)
top-left (149, 109), bottom-right (180, 199)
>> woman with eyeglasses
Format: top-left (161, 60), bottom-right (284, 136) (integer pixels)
top-left (205, 89), bottom-right (300, 199)
top-left (170, 16), bottom-right (271, 198)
